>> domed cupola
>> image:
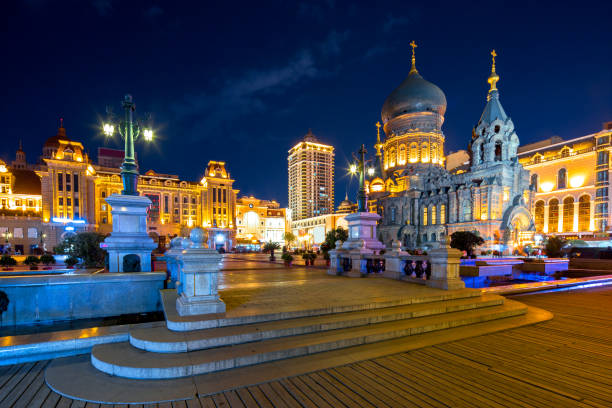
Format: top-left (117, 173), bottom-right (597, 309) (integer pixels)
top-left (381, 41), bottom-right (447, 136)
top-left (378, 42), bottom-right (447, 172)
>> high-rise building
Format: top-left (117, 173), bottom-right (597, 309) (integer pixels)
top-left (288, 130), bottom-right (335, 221)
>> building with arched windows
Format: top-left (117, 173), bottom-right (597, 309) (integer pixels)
top-left (517, 121), bottom-right (612, 241)
top-left (366, 47), bottom-right (535, 253)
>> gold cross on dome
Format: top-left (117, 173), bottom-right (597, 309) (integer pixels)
top-left (491, 49), bottom-right (497, 69)
top-left (409, 41), bottom-right (418, 73)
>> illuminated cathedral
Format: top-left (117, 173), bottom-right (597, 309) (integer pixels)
top-left (367, 44), bottom-right (535, 252)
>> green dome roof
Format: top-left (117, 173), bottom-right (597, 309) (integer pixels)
top-left (381, 71), bottom-right (447, 124)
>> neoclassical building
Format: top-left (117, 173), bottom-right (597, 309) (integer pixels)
top-left (517, 121), bottom-right (612, 240)
top-left (368, 46), bottom-right (534, 252)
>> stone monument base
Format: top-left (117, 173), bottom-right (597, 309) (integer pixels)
top-left (101, 194), bottom-right (157, 273)
top-left (176, 293), bottom-right (226, 315)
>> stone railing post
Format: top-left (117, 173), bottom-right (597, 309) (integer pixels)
top-left (327, 240), bottom-right (345, 275)
top-left (426, 238), bottom-right (465, 290)
top-left (383, 240), bottom-right (406, 279)
top-left (176, 227), bottom-right (226, 316)
top-left (161, 237), bottom-right (190, 289)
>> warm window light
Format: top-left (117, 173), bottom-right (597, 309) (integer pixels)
top-left (367, 167), bottom-right (375, 176)
top-left (103, 123), bottom-right (114, 137)
top-left (143, 129), bottom-right (153, 141)
top-left (349, 164), bottom-right (357, 174)
top-left (540, 182), bottom-right (554, 192)
top-left (569, 175), bottom-right (585, 188)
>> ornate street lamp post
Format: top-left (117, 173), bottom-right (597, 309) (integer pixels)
top-left (103, 94), bottom-right (154, 196)
top-left (349, 144), bottom-right (375, 213)
top-left (100, 94), bottom-right (157, 273)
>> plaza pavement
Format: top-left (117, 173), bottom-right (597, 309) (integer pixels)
top-left (0, 254), bottom-right (611, 407)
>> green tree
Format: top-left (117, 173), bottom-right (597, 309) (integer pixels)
top-left (0, 255), bottom-right (17, 268)
top-left (40, 254), bottom-right (56, 265)
top-left (323, 227), bottom-right (348, 251)
top-left (450, 231), bottom-right (484, 257)
top-left (282, 232), bottom-right (296, 247)
top-left (24, 255), bottom-right (40, 270)
top-left (545, 235), bottom-right (566, 258)
top-left (263, 241), bottom-right (281, 261)
top-left (54, 232), bottom-right (107, 268)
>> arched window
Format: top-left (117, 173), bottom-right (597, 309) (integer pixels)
top-left (463, 200), bottom-right (472, 221)
top-left (423, 207), bottom-right (428, 226)
top-left (398, 144), bottom-right (406, 165)
top-left (390, 206), bottom-right (397, 223)
top-left (531, 174), bottom-right (539, 191)
top-left (561, 147), bottom-right (570, 157)
top-left (563, 197), bottom-right (574, 232)
top-left (431, 205), bottom-right (437, 225)
top-left (549, 199), bottom-right (559, 232)
top-left (494, 125), bottom-right (500, 133)
top-left (409, 143), bottom-right (418, 162)
top-left (421, 143), bottom-right (429, 163)
top-left (557, 168), bottom-right (567, 189)
top-left (494, 141), bottom-right (502, 161)
top-left (431, 143), bottom-right (439, 163)
top-left (431, 233), bottom-right (437, 242)
top-left (388, 147), bottom-right (396, 167)
top-left (479, 144), bottom-right (484, 162)
top-left (440, 204), bottom-right (446, 224)
top-left (534, 200), bottom-right (545, 232)
top-left (578, 195), bottom-right (590, 231)
top-left (533, 154), bottom-right (542, 164)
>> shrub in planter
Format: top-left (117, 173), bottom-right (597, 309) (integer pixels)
top-left (302, 252), bottom-right (317, 266)
top-left (40, 254), bottom-right (55, 269)
top-left (281, 252), bottom-right (293, 267)
top-left (0, 255), bottom-right (17, 270)
top-left (65, 256), bottom-right (79, 268)
top-left (24, 255), bottom-right (40, 270)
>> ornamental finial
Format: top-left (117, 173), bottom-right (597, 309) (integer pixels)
top-left (487, 49), bottom-right (499, 95)
top-left (409, 40), bottom-right (418, 74)
top-left (375, 121), bottom-right (382, 156)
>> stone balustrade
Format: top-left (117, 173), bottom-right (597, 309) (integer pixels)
top-left (328, 238), bottom-right (464, 290)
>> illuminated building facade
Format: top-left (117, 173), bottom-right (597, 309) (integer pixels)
top-left (288, 130), bottom-right (335, 221)
top-left (0, 124), bottom-right (244, 252)
top-left (369, 46), bottom-right (534, 252)
top-left (0, 157), bottom-right (43, 254)
top-left (290, 197), bottom-right (354, 248)
top-left (517, 121), bottom-right (612, 241)
top-left (235, 196), bottom-right (290, 246)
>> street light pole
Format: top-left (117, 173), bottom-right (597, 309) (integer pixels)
top-left (103, 94), bottom-right (154, 196)
top-left (357, 144), bottom-right (367, 212)
top-left (120, 95), bottom-right (139, 196)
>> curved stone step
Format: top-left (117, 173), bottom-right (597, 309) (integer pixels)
top-left (161, 288), bottom-right (483, 331)
top-left (92, 299), bottom-right (527, 379)
top-left (131, 295), bottom-right (505, 353)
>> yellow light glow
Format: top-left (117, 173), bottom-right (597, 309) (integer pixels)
top-left (349, 164), bottom-right (357, 174)
top-left (540, 182), bottom-right (554, 192)
top-left (103, 123), bottom-right (114, 137)
top-left (143, 129), bottom-right (153, 141)
top-left (371, 184), bottom-right (383, 192)
top-left (569, 175), bottom-right (585, 188)
top-left (76, 156), bottom-right (82, 162)
top-left (0, 165), bottom-right (7, 173)
top-left (367, 168), bottom-right (375, 176)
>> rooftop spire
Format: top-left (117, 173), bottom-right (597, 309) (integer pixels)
top-left (487, 49), bottom-right (500, 99)
top-left (409, 40), bottom-right (418, 74)
top-left (374, 121), bottom-right (383, 156)
top-left (57, 117), bottom-right (66, 137)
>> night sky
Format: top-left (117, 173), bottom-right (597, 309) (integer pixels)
top-left (2, 1), bottom-right (610, 207)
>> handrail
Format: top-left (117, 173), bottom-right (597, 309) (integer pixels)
top-left (523, 146), bottom-right (596, 166)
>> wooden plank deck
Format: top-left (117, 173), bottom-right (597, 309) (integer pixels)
top-left (1, 286), bottom-right (611, 407)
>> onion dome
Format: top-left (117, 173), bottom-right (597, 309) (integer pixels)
top-left (381, 42), bottom-right (446, 124)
